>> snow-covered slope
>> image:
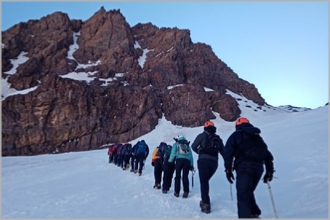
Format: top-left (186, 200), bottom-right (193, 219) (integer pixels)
top-left (2, 93), bottom-right (328, 218)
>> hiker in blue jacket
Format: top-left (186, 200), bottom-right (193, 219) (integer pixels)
top-left (134, 140), bottom-right (149, 176)
top-left (224, 117), bottom-right (275, 218)
top-left (168, 135), bottom-right (194, 198)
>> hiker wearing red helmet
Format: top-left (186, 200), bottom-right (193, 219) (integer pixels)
top-left (191, 120), bottom-right (225, 214)
top-left (224, 117), bottom-right (275, 218)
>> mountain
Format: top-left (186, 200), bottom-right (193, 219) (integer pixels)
top-left (277, 105), bottom-right (311, 112)
top-left (1, 7), bottom-right (299, 156)
top-left (2, 99), bottom-right (328, 218)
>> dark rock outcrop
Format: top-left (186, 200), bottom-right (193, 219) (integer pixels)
top-left (2, 7), bottom-right (265, 156)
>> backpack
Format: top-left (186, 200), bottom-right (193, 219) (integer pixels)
top-left (125, 144), bottom-right (132, 155)
top-left (163, 145), bottom-right (172, 159)
top-left (203, 133), bottom-right (222, 155)
top-left (136, 141), bottom-right (147, 155)
top-left (176, 139), bottom-right (190, 155)
top-left (110, 144), bottom-right (118, 155)
top-left (156, 142), bottom-right (168, 158)
top-left (239, 131), bottom-right (267, 162)
top-left (117, 144), bottom-right (123, 155)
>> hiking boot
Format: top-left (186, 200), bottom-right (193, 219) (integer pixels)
top-left (182, 192), bottom-right (189, 198)
top-left (174, 192), bottom-right (179, 197)
top-left (199, 200), bottom-right (204, 208)
top-left (162, 189), bottom-right (168, 194)
top-left (153, 184), bottom-right (161, 189)
top-left (201, 203), bottom-right (211, 214)
top-left (156, 184), bottom-right (161, 189)
top-left (134, 170), bottom-right (138, 174)
top-left (138, 172), bottom-right (142, 176)
top-left (130, 169), bottom-right (134, 172)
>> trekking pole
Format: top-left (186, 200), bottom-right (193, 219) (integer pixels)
top-left (191, 169), bottom-right (195, 189)
top-left (230, 184), bottom-right (233, 201)
top-left (267, 181), bottom-right (278, 218)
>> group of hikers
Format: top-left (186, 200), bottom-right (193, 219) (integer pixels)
top-left (107, 117), bottom-right (275, 218)
top-left (107, 140), bottom-right (149, 176)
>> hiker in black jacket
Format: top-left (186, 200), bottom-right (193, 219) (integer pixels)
top-left (191, 121), bottom-right (224, 214)
top-left (224, 117), bottom-right (275, 218)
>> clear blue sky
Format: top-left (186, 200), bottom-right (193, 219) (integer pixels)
top-left (1, 2), bottom-right (328, 109)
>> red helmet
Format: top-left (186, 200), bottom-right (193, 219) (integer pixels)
top-left (235, 117), bottom-right (249, 126)
top-left (204, 121), bottom-right (214, 128)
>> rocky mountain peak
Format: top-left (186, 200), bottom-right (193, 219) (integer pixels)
top-left (2, 8), bottom-right (265, 156)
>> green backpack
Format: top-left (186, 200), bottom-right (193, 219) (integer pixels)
top-left (163, 145), bottom-right (172, 160)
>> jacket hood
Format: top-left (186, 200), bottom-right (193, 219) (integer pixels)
top-left (236, 123), bottom-right (261, 135)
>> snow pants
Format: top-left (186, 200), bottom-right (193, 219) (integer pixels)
top-left (134, 154), bottom-right (145, 173)
top-left (123, 155), bottom-right (131, 169)
top-left (174, 158), bottom-right (190, 194)
top-left (162, 159), bottom-right (175, 191)
top-left (197, 158), bottom-right (218, 205)
top-left (235, 161), bottom-right (264, 218)
top-left (130, 155), bottom-right (136, 170)
top-left (153, 158), bottom-right (163, 185)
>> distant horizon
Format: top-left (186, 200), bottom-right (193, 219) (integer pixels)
top-left (1, 2), bottom-right (328, 109)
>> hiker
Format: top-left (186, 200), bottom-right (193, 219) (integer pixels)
top-left (111, 142), bottom-right (121, 165)
top-left (168, 135), bottom-right (194, 198)
top-left (130, 141), bottom-right (139, 172)
top-left (116, 143), bottom-right (124, 168)
top-left (122, 142), bottom-right (132, 170)
top-left (162, 144), bottom-right (176, 194)
top-left (151, 142), bottom-right (167, 189)
top-left (224, 117), bottom-right (275, 218)
top-left (191, 121), bottom-right (225, 214)
top-left (134, 140), bottom-right (149, 176)
top-left (107, 144), bottom-right (115, 163)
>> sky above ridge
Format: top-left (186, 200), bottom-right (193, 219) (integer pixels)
top-left (1, 1), bottom-right (328, 109)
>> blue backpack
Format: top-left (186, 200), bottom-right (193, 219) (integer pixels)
top-left (156, 142), bottom-right (168, 158)
top-left (136, 141), bottom-right (147, 155)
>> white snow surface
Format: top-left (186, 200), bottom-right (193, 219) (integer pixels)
top-left (2, 94), bottom-right (328, 218)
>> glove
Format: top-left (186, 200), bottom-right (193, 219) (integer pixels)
top-left (151, 162), bottom-right (154, 166)
top-left (225, 169), bottom-right (235, 184)
top-left (263, 170), bottom-right (274, 183)
top-left (190, 166), bottom-right (195, 171)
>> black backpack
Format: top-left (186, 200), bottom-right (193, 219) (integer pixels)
top-left (238, 131), bottom-right (268, 162)
top-left (126, 144), bottom-right (132, 155)
top-left (203, 133), bottom-right (222, 155)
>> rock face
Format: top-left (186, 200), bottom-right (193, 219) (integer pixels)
top-left (2, 7), bottom-right (265, 156)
